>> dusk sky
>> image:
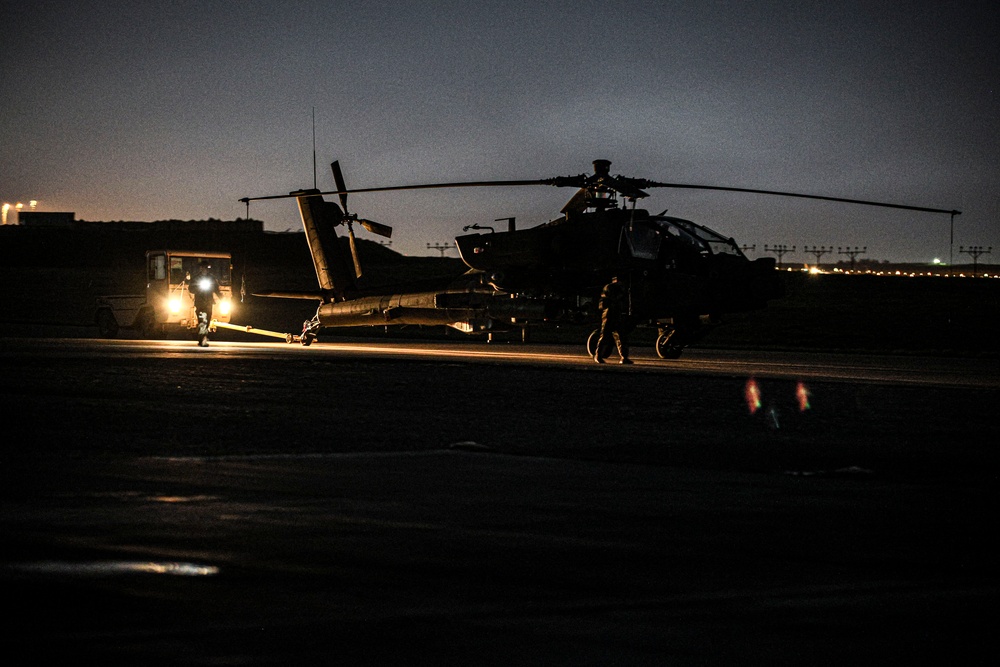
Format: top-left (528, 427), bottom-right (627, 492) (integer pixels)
top-left (2, 1), bottom-right (997, 263)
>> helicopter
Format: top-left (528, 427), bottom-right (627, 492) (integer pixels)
top-left (241, 159), bottom-right (960, 358)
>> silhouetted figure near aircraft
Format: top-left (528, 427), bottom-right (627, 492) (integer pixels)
top-left (192, 260), bottom-right (220, 347)
top-left (595, 276), bottom-right (634, 364)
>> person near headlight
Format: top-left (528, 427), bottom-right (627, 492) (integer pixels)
top-left (192, 260), bottom-right (220, 346)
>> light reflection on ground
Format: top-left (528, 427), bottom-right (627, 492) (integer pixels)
top-left (7, 561), bottom-right (219, 577)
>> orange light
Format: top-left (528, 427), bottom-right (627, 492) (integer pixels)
top-left (745, 378), bottom-right (762, 414)
top-left (796, 382), bottom-right (811, 412)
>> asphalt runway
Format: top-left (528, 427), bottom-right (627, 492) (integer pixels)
top-left (2, 337), bottom-right (998, 665)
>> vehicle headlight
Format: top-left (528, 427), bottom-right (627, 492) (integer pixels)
top-left (219, 299), bottom-right (232, 316)
top-left (168, 297), bottom-right (182, 314)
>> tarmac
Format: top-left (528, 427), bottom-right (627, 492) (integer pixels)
top-left (2, 337), bottom-right (997, 664)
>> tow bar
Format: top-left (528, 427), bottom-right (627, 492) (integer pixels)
top-left (211, 320), bottom-right (300, 344)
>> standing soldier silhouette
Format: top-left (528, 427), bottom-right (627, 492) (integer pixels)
top-left (192, 260), bottom-right (220, 347)
top-left (595, 275), bottom-right (634, 364)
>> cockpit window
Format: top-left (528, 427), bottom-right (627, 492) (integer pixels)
top-left (148, 253), bottom-right (167, 281)
top-left (168, 256), bottom-right (232, 286)
top-left (624, 223), bottom-right (662, 259)
top-left (652, 217), bottom-right (744, 257)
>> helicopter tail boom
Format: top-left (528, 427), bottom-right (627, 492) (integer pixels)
top-left (315, 287), bottom-right (554, 330)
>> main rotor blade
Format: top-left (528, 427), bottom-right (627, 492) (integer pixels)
top-left (331, 161), bottom-right (350, 213)
top-left (240, 175), bottom-right (962, 216)
top-left (636, 181), bottom-right (961, 216)
top-left (240, 179), bottom-right (554, 202)
top-left (359, 218), bottom-right (393, 238)
top-left (348, 227), bottom-right (362, 279)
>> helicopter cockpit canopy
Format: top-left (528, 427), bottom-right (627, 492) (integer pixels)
top-left (651, 215), bottom-right (745, 257)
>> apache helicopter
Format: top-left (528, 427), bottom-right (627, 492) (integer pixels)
top-left (241, 159), bottom-right (959, 357)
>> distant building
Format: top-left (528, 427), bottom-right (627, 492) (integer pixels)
top-left (138, 219), bottom-right (264, 233)
top-left (16, 211), bottom-right (76, 228)
top-left (14, 212), bottom-right (263, 233)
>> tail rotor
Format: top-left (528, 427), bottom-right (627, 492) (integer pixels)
top-left (331, 161), bottom-right (393, 278)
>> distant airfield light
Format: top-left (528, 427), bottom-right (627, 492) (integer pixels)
top-left (745, 378), bottom-right (762, 414)
top-left (3, 201), bottom-right (36, 224)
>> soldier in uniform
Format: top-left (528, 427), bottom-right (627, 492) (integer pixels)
top-left (595, 275), bottom-right (634, 364)
top-left (192, 260), bottom-right (220, 347)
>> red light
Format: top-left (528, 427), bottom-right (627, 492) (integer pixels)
top-left (796, 382), bottom-right (811, 412)
top-left (745, 379), bottom-right (762, 414)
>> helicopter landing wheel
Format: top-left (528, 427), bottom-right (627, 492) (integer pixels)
top-left (656, 329), bottom-right (684, 360)
top-left (586, 329), bottom-right (600, 357)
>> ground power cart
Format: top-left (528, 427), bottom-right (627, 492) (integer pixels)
top-left (96, 250), bottom-right (234, 338)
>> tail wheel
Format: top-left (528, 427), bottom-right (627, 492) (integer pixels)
top-left (298, 316), bottom-right (322, 346)
top-left (299, 319), bottom-right (318, 346)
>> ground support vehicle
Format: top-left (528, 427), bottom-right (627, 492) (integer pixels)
top-left (96, 250), bottom-right (234, 338)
